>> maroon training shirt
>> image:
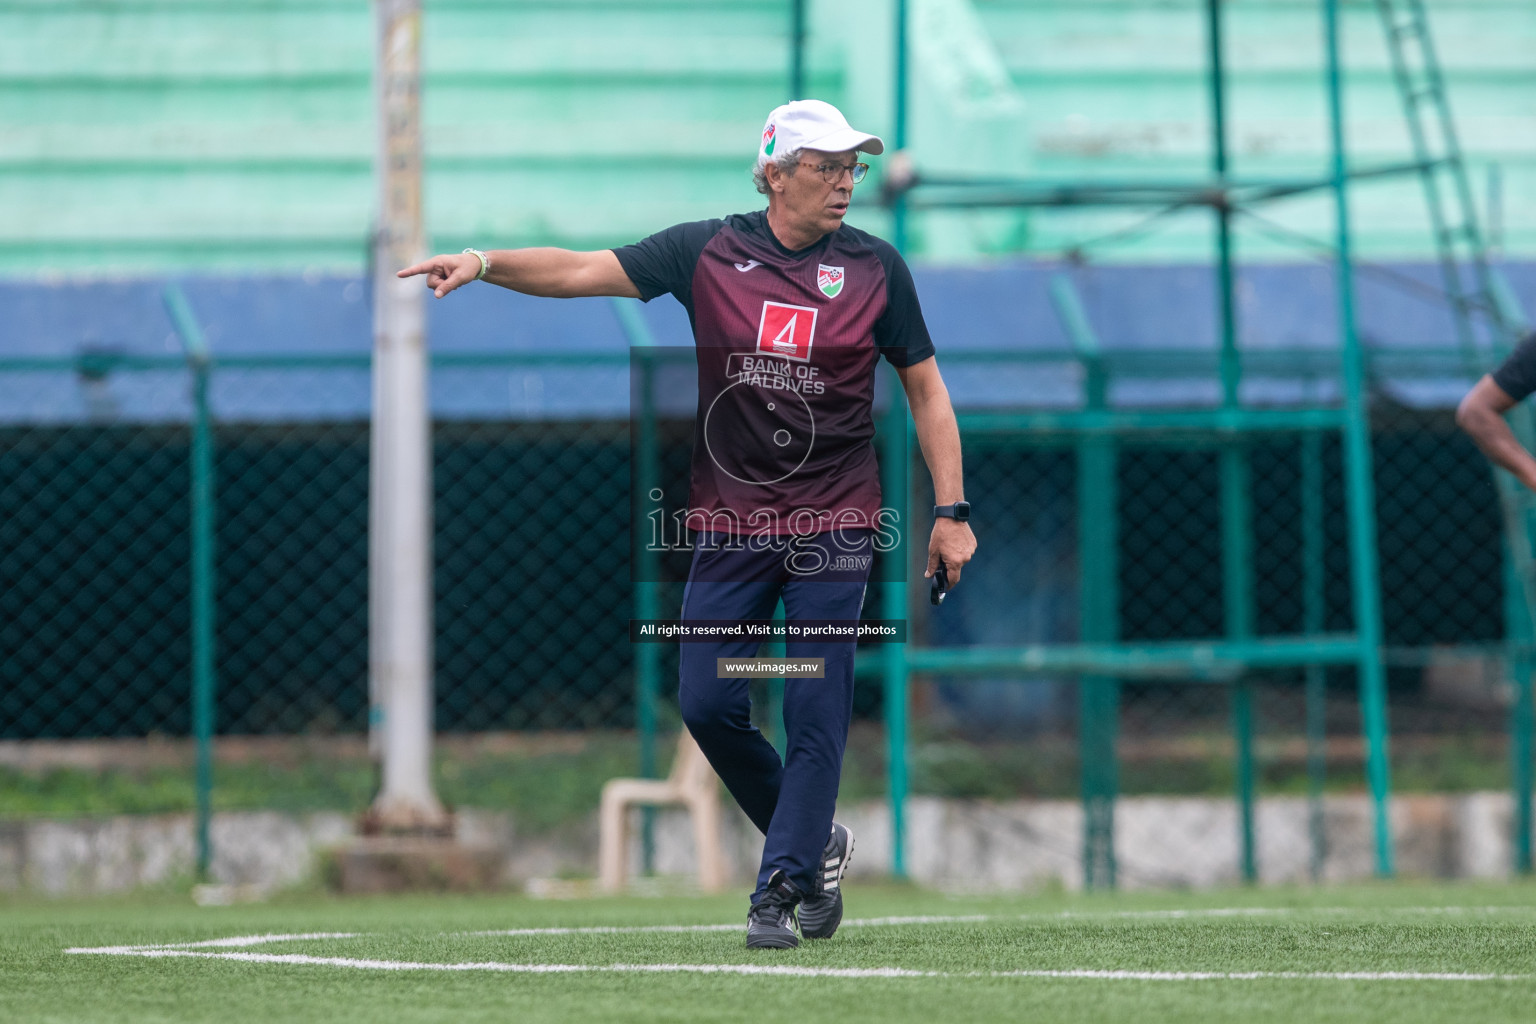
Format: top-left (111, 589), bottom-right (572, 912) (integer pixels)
top-left (614, 210), bottom-right (935, 536)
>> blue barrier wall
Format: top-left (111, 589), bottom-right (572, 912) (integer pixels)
top-left (4, 260), bottom-right (1532, 425)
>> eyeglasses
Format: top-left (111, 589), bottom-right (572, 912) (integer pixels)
top-left (798, 160), bottom-right (870, 185)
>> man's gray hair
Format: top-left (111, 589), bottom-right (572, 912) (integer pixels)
top-left (752, 147), bottom-right (802, 196)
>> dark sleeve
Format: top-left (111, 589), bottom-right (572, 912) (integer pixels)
top-left (869, 242), bottom-right (936, 368)
top-left (611, 219), bottom-right (723, 308)
top-left (1492, 332), bottom-right (1536, 402)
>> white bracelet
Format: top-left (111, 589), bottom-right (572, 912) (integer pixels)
top-left (462, 247), bottom-right (490, 281)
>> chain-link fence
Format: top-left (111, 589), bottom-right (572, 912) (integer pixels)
top-left (0, 368), bottom-right (646, 740)
top-left (905, 357), bottom-right (1520, 885)
top-left (1, 332), bottom-right (1527, 881)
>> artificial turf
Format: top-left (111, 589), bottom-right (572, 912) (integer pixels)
top-left (4, 881), bottom-right (1536, 1023)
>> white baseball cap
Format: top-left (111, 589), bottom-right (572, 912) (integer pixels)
top-left (756, 99), bottom-right (885, 172)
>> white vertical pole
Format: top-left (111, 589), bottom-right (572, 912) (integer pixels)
top-left (369, 0), bottom-right (446, 831)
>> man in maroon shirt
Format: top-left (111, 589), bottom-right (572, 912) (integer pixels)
top-left (400, 99), bottom-right (975, 949)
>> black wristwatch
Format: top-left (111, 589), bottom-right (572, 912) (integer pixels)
top-left (933, 501), bottom-right (971, 523)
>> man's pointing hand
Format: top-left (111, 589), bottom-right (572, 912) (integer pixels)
top-left (397, 252), bottom-right (482, 299)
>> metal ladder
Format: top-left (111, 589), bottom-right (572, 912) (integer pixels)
top-left (1375, 0), bottom-right (1534, 869)
top-left (1374, 0), bottom-right (1516, 353)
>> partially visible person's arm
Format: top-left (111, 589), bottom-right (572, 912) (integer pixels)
top-left (898, 356), bottom-right (977, 586)
top-left (1457, 374), bottom-right (1536, 491)
top-left (1458, 331), bottom-right (1536, 491)
top-left (397, 248), bottom-right (640, 300)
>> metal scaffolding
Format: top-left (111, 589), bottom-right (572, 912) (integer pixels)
top-left (611, 0), bottom-right (1533, 886)
top-left (867, 0), bottom-right (1530, 885)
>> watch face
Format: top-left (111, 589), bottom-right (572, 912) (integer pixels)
top-left (954, 502), bottom-right (970, 522)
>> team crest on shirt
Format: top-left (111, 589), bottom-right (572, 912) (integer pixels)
top-left (756, 301), bottom-right (817, 362)
top-left (817, 264), bottom-right (844, 299)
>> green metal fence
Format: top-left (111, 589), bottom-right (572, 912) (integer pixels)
top-left (2, 297), bottom-right (1528, 883)
top-left (861, 0), bottom-right (1530, 886)
top-left (888, 379), bottom-right (1514, 886)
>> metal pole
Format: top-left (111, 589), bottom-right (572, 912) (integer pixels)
top-left (882, 387), bottom-right (911, 880)
top-left (165, 285), bottom-right (216, 880)
top-left (892, 0), bottom-right (910, 254)
top-left (621, 311), bottom-right (662, 874)
top-left (1207, 0), bottom-right (1257, 884)
top-left (639, 361), bottom-right (659, 873)
top-left (1325, 0), bottom-right (1393, 877)
top-left (1231, 669), bottom-right (1257, 881)
top-left (1206, 0), bottom-right (1239, 411)
top-left (1226, 445), bottom-right (1259, 885)
top-left (789, 0), bottom-right (806, 99)
top-left (1078, 385), bottom-right (1119, 891)
top-left (1486, 275), bottom-right (1535, 873)
top-left (1223, 425), bottom-right (1258, 885)
top-left (882, 0), bottom-right (913, 880)
top-left (1505, 535), bottom-right (1534, 873)
top-left (1515, 671), bottom-right (1534, 875)
top-left (1053, 277), bottom-right (1119, 889)
top-left (368, 0), bottom-right (446, 832)
top-left (1302, 429), bottom-right (1328, 880)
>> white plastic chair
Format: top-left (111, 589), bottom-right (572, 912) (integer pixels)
top-left (598, 730), bottom-right (727, 892)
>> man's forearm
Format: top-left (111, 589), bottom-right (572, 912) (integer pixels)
top-left (482, 248), bottom-right (599, 298)
top-left (1460, 404), bottom-right (1536, 489)
top-left (905, 368), bottom-right (976, 582)
top-left (911, 389), bottom-right (965, 504)
top-left (397, 246), bottom-right (636, 300)
top-left (477, 248), bottom-right (640, 299)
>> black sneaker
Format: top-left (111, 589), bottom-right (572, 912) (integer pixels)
top-left (798, 822), bottom-right (853, 939)
top-left (746, 869), bottom-right (803, 949)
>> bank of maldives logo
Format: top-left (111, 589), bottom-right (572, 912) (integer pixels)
top-left (756, 301), bottom-right (817, 362)
top-left (762, 123), bottom-right (776, 156)
top-left (817, 264), bottom-right (844, 298)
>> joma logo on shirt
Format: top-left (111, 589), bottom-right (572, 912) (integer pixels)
top-left (755, 301), bottom-right (817, 362)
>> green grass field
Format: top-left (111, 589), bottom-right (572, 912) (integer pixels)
top-left (6, 881), bottom-right (1536, 1023)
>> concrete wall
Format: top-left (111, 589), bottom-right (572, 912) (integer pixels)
top-left (1, 791), bottom-right (1525, 896)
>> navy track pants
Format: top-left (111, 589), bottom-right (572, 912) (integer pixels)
top-left (678, 531), bottom-right (872, 901)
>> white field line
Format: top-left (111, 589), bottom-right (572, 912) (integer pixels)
top-left (67, 933), bottom-right (358, 955)
top-left (65, 906), bottom-right (1536, 954)
top-left (62, 908), bottom-right (1536, 983)
top-left (75, 949), bottom-right (941, 978)
top-left (66, 906), bottom-right (1536, 953)
top-left (61, 948), bottom-right (1532, 983)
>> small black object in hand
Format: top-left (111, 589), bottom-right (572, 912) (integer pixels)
top-left (930, 559), bottom-right (949, 606)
